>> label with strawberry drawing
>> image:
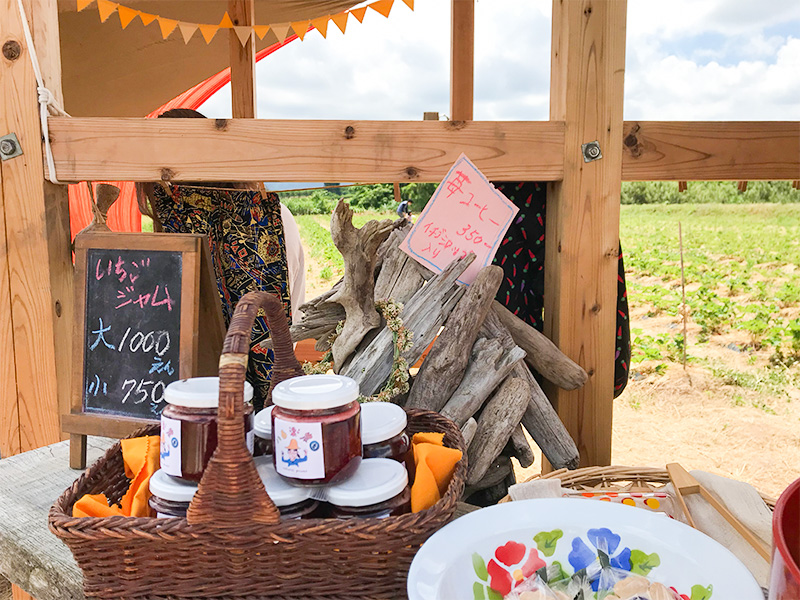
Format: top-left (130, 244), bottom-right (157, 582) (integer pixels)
top-left (274, 418), bottom-right (324, 479)
top-left (160, 415), bottom-right (182, 477)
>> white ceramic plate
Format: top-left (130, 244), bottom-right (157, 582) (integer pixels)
top-left (407, 498), bottom-right (762, 600)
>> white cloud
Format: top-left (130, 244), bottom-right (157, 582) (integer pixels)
top-left (200, 0), bottom-right (800, 123)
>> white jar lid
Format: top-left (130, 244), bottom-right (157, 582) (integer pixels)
top-left (149, 469), bottom-right (198, 503)
top-left (272, 374), bottom-right (359, 410)
top-left (164, 377), bottom-right (254, 408)
top-left (254, 456), bottom-right (313, 507)
top-left (325, 458), bottom-right (408, 508)
top-left (360, 402), bottom-right (407, 445)
top-left (253, 405), bottom-right (274, 439)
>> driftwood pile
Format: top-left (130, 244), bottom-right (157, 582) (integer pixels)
top-left (290, 200), bottom-right (587, 504)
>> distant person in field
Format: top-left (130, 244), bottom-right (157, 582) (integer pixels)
top-left (397, 198), bottom-right (412, 219)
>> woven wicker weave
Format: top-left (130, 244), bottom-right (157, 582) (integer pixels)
top-left (49, 291), bottom-right (467, 600)
top-left (499, 465), bottom-right (776, 509)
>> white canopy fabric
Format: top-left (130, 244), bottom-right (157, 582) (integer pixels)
top-left (57, 1), bottom-right (363, 116)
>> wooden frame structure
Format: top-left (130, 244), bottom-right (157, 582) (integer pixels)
top-left (1, 0), bottom-right (799, 468)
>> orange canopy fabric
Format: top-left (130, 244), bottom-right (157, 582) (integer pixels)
top-left (67, 35), bottom-right (298, 238)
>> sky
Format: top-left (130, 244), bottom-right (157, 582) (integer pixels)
top-left (200, 0), bottom-right (800, 123)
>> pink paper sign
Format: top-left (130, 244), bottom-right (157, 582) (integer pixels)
top-left (400, 154), bottom-right (519, 285)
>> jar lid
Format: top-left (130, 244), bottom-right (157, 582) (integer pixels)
top-left (360, 401), bottom-right (407, 445)
top-left (254, 456), bottom-right (313, 507)
top-left (272, 374), bottom-right (359, 410)
top-left (325, 458), bottom-right (408, 508)
top-left (253, 405), bottom-right (274, 439)
top-left (149, 469), bottom-right (198, 503)
top-left (164, 377), bottom-right (254, 408)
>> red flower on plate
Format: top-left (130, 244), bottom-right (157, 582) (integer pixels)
top-left (486, 542), bottom-right (546, 596)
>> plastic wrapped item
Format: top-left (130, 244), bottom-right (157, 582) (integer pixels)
top-left (547, 569), bottom-right (684, 600)
top-left (502, 573), bottom-right (564, 599)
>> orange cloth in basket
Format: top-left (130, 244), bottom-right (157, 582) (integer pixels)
top-left (410, 432), bottom-right (463, 513)
top-left (73, 436), bottom-right (160, 518)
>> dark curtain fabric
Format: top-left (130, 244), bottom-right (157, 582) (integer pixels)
top-left (152, 184), bottom-right (291, 410)
top-left (491, 182), bottom-right (630, 397)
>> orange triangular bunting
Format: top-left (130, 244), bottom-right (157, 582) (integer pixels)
top-left (401, 0), bottom-right (414, 9)
top-left (311, 16), bottom-right (329, 38)
top-left (369, 0), bottom-right (394, 18)
top-left (350, 7), bottom-right (367, 22)
top-left (178, 22), bottom-right (198, 44)
top-left (253, 25), bottom-right (270, 39)
top-left (270, 22), bottom-right (291, 42)
top-left (198, 24), bottom-right (219, 43)
top-left (157, 16), bottom-right (178, 38)
top-left (96, 0), bottom-right (118, 22)
top-left (233, 26), bottom-right (252, 46)
top-left (218, 11), bottom-right (234, 28)
top-left (291, 20), bottom-right (310, 40)
top-left (117, 5), bottom-right (138, 28)
top-left (331, 12), bottom-right (348, 34)
top-left (138, 11), bottom-right (156, 26)
top-left (77, 0), bottom-right (94, 11)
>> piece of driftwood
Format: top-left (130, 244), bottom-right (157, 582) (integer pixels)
top-left (439, 337), bottom-right (526, 427)
top-left (466, 377), bottom-right (530, 486)
top-left (466, 467), bottom-right (517, 508)
top-left (374, 245), bottom-right (428, 306)
top-left (342, 253), bottom-right (475, 396)
top-left (492, 301), bottom-right (588, 391)
top-left (407, 265), bottom-right (504, 411)
top-left (462, 455), bottom-right (512, 498)
top-left (375, 220), bottom-right (412, 267)
top-left (461, 417), bottom-right (478, 449)
top-left (329, 200), bottom-right (395, 368)
top-left (508, 424), bottom-right (535, 469)
top-left (513, 361), bottom-right (581, 470)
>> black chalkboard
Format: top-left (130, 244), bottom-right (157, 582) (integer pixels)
top-left (82, 248), bottom-right (182, 419)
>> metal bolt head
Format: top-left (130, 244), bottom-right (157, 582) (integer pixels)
top-left (581, 141), bottom-right (603, 163)
top-left (0, 139), bottom-right (15, 155)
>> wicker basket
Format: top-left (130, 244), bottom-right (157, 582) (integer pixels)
top-left (500, 465), bottom-right (777, 509)
top-left (49, 291), bottom-right (467, 600)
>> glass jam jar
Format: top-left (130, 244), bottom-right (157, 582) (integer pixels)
top-left (160, 377), bottom-right (254, 482)
top-left (253, 405), bottom-right (274, 457)
top-left (360, 401), bottom-right (410, 461)
top-left (254, 456), bottom-right (323, 519)
top-left (271, 374), bottom-right (362, 487)
top-left (326, 458), bottom-right (411, 519)
top-left (148, 468), bottom-right (198, 518)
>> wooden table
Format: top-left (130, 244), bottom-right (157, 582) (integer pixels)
top-left (0, 438), bottom-right (479, 600)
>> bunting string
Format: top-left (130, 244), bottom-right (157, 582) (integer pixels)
top-left (76, 0), bottom-right (414, 45)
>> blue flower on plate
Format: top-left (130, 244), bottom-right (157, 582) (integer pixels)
top-left (568, 528), bottom-right (632, 591)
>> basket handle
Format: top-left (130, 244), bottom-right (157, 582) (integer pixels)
top-left (187, 291), bottom-right (304, 528)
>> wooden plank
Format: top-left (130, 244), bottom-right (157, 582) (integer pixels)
top-left (0, 0), bottom-right (65, 453)
top-left (450, 0), bottom-right (474, 121)
top-left (228, 0), bottom-right (256, 119)
top-left (544, 0), bottom-right (627, 467)
top-left (46, 118), bottom-right (566, 183)
top-left (621, 121), bottom-right (800, 181)
top-left (0, 157), bottom-right (21, 459)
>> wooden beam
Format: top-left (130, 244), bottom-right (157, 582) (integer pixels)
top-left (228, 0), bottom-right (256, 119)
top-left (450, 0), bottom-right (474, 121)
top-left (47, 118), bottom-right (566, 182)
top-left (0, 0), bottom-right (69, 454)
top-left (544, 0), bottom-right (628, 467)
top-left (622, 121), bottom-right (800, 180)
top-left (45, 118), bottom-right (799, 183)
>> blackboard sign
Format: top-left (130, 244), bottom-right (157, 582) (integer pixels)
top-left (65, 232), bottom-right (226, 468)
top-left (82, 248), bottom-right (182, 419)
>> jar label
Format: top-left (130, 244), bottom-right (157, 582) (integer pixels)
top-left (273, 417), bottom-right (325, 479)
top-left (160, 415), bottom-right (182, 477)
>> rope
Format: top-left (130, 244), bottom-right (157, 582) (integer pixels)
top-left (15, 0), bottom-right (70, 185)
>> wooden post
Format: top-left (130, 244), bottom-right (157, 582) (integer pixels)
top-left (228, 0), bottom-right (256, 118)
top-left (450, 0), bottom-right (474, 121)
top-left (544, 0), bottom-right (627, 466)
top-left (0, 0), bottom-right (71, 456)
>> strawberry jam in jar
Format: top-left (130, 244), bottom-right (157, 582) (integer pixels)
top-left (326, 458), bottom-right (411, 519)
top-left (360, 401), bottom-right (410, 462)
top-left (271, 374), bottom-right (362, 487)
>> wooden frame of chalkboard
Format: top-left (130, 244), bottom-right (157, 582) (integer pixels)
top-left (64, 232), bottom-right (226, 468)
